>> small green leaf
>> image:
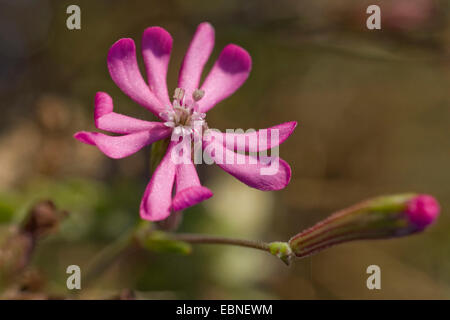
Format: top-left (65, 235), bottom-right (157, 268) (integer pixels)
top-left (134, 223), bottom-right (192, 255)
top-left (141, 231), bottom-right (192, 255)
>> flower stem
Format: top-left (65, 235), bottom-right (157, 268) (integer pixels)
top-left (83, 228), bottom-right (289, 289)
top-left (169, 233), bottom-right (271, 252)
top-left (83, 229), bottom-right (135, 288)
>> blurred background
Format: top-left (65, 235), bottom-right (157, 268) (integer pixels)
top-left (0, 0), bottom-right (449, 299)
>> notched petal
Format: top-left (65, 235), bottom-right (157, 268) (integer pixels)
top-left (178, 22), bottom-right (215, 99)
top-left (74, 128), bottom-right (170, 159)
top-left (142, 26), bottom-right (173, 105)
top-left (172, 186), bottom-right (213, 212)
top-left (107, 38), bottom-right (165, 117)
top-left (198, 44), bottom-right (252, 113)
top-left (93, 92), bottom-right (168, 134)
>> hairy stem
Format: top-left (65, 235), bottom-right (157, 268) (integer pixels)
top-left (170, 233), bottom-right (271, 252)
top-left (83, 228), bottom-right (287, 288)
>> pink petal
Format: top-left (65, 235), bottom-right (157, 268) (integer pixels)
top-left (210, 121), bottom-right (297, 153)
top-left (74, 127), bottom-right (171, 159)
top-left (142, 27), bottom-right (173, 106)
top-left (107, 38), bottom-right (165, 118)
top-left (172, 186), bottom-right (213, 212)
top-left (178, 22), bottom-right (215, 100)
top-left (140, 142), bottom-right (177, 221)
top-left (197, 44), bottom-right (252, 113)
top-left (406, 194), bottom-right (440, 229)
top-left (94, 92), bottom-right (167, 134)
top-left (172, 160), bottom-right (213, 212)
top-left (203, 138), bottom-right (291, 191)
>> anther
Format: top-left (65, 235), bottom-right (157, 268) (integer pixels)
top-left (173, 88), bottom-right (185, 102)
top-left (192, 89), bottom-right (205, 101)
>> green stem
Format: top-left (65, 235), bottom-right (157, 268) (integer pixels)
top-left (83, 228), bottom-right (290, 288)
top-left (170, 233), bottom-right (270, 252)
top-left (83, 229), bottom-right (135, 287)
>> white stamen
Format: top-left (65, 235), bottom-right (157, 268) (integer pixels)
top-left (162, 88), bottom-right (208, 137)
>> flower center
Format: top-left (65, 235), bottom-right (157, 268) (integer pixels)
top-left (160, 88), bottom-right (207, 136)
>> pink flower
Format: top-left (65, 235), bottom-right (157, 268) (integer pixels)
top-left (74, 22), bottom-right (297, 221)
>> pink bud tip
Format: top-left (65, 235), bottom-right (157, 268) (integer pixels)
top-left (406, 195), bottom-right (440, 229)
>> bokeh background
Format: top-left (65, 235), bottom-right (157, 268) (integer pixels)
top-left (0, 0), bottom-right (449, 299)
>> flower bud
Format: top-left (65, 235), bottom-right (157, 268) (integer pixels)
top-left (288, 194), bottom-right (440, 258)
